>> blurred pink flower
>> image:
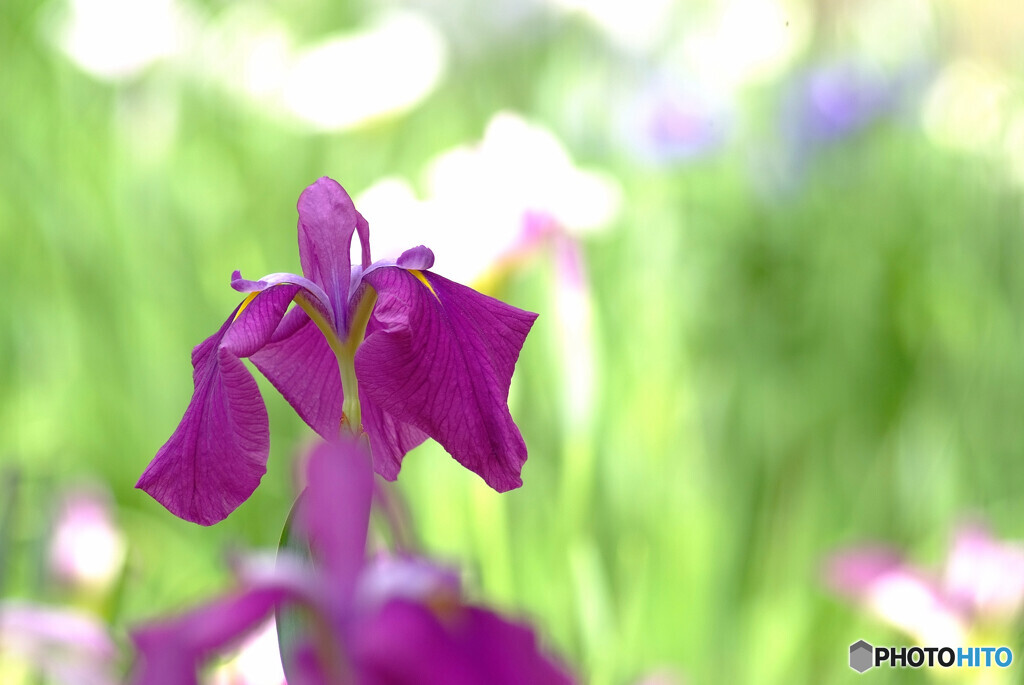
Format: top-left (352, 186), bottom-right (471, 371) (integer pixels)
top-left (0, 601), bottom-right (119, 685)
top-left (826, 522), bottom-right (1024, 645)
top-left (48, 487), bottom-right (127, 592)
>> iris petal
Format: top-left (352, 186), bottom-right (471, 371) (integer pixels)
top-left (353, 600), bottom-right (574, 685)
top-left (297, 177), bottom-right (365, 334)
top-left (298, 440), bottom-right (374, 604)
top-left (250, 307), bottom-right (345, 441)
top-left (130, 586), bottom-right (292, 685)
top-left (136, 285), bottom-right (301, 525)
top-left (356, 268), bottom-right (537, 491)
top-left (358, 385), bottom-right (428, 479)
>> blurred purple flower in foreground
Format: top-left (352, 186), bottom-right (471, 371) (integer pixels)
top-left (130, 439), bottom-right (574, 684)
top-left (826, 522), bottom-right (1024, 646)
top-left (137, 177), bottom-right (537, 525)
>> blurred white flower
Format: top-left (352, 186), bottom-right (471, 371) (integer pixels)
top-left (282, 11), bottom-right (447, 131)
top-left (48, 487), bottom-right (127, 593)
top-left (49, 0), bottom-right (194, 81)
top-left (679, 0), bottom-right (808, 91)
top-left (358, 112), bottom-right (621, 284)
top-left (545, 0), bottom-right (675, 51)
top-left (197, 5), bottom-right (294, 101)
top-left (395, 0), bottom-right (546, 52)
top-left (922, 60), bottom-right (1012, 155)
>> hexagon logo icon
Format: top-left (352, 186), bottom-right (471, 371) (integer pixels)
top-left (850, 640), bottom-right (873, 673)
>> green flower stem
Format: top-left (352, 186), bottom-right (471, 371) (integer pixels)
top-left (293, 287), bottom-right (377, 437)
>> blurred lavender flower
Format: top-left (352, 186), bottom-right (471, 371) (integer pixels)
top-left (48, 487), bottom-right (127, 593)
top-left (0, 601), bottom-right (119, 685)
top-left (138, 177), bottom-right (537, 525)
top-left (758, 59), bottom-right (930, 195)
top-left (785, 62), bottom-right (899, 145)
top-left (130, 439), bottom-right (575, 684)
top-left (616, 79), bottom-right (730, 165)
top-left (826, 522), bottom-right (1024, 646)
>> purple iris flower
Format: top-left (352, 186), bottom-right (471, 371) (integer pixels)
top-left (130, 439), bottom-right (575, 684)
top-left (137, 177), bottom-right (538, 525)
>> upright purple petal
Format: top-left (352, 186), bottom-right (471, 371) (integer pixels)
top-left (357, 268), bottom-right (537, 491)
top-left (297, 177), bottom-right (362, 333)
top-left (356, 211), bottom-right (372, 270)
top-left (298, 440), bottom-right (374, 605)
top-left (250, 307), bottom-right (345, 441)
top-left (137, 285), bottom-right (301, 525)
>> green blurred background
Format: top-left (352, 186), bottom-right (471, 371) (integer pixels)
top-left (3, 0), bottom-right (1024, 682)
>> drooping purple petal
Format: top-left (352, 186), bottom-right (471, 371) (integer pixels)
top-left (297, 177), bottom-right (364, 333)
top-left (353, 600), bottom-right (574, 685)
top-left (250, 307), bottom-right (345, 441)
top-left (358, 391), bottom-right (428, 479)
top-left (355, 211), bottom-right (372, 270)
top-left (297, 440), bottom-right (374, 606)
top-left (137, 285), bottom-right (301, 525)
top-left (130, 587), bottom-right (289, 685)
top-left (357, 268), bottom-right (537, 491)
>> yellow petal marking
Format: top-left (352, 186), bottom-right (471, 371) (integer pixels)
top-left (232, 292), bottom-right (259, 322)
top-left (409, 269), bottom-right (439, 301)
